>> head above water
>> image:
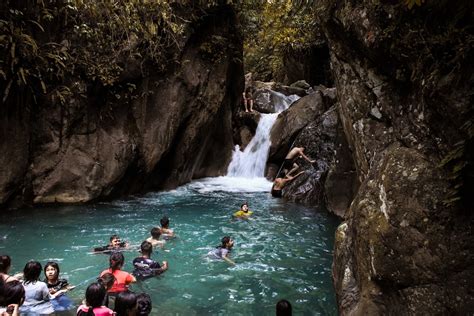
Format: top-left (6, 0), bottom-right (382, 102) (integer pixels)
top-left (240, 203), bottom-right (249, 212)
top-left (0, 254), bottom-right (11, 273)
top-left (85, 282), bottom-right (107, 308)
top-left (110, 234), bottom-right (121, 247)
top-left (1, 280), bottom-right (25, 306)
top-left (160, 216), bottom-right (170, 228)
top-left (109, 252), bottom-right (125, 272)
top-left (115, 291), bottom-right (138, 316)
top-left (23, 261), bottom-right (42, 284)
top-left (98, 272), bottom-right (116, 291)
top-left (136, 293), bottom-right (152, 316)
top-left (44, 261), bottom-right (60, 282)
top-left (221, 236), bottom-right (234, 249)
top-left (276, 299), bottom-right (292, 316)
top-left (150, 227), bottom-right (161, 239)
top-left (140, 241), bottom-right (153, 256)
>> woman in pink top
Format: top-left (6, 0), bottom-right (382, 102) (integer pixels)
top-left (76, 282), bottom-right (113, 316)
top-left (99, 252), bottom-right (136, 294)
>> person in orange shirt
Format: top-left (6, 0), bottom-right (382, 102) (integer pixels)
top-left (99, 252), bottom-right (136, 295)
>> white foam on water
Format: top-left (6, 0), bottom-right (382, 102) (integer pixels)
top-left (186, 176), bottom-right (272, 193)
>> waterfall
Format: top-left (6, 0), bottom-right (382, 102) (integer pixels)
top-left (227, 91), bottom-right (300, 178)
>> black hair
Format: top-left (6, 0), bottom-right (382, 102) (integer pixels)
top-left (276, 299), bottom-right (292, 316)
top-left (115, 291), bottom-right (137, 316)
top-left (150, 227), bottom-right (161, 239)
top-left (109, 252), bottom-right (125, 272)
top-left (44, 261), bottom-right (60, 279)
top-left (160, 216), bottom-right (169, 228)
top-left (110, 234), bottom-right (120, 242)
top-left (86, 282), bottom-right (107, 307)
top-left (221, 236), bottom-right (231, 248)
top-left (98, 272), bottom-right (116, 290)
top-left (136, 293), bottom-right (152, 316)
top-left (1, 280), bottom-right (25, 306)
top-left (140, 241), bottom-right (153, 256)
top-left (0, 255), bottom-right (11, 273)
top-left (23, 261), bottom-right (42, 284)
top-left (240, 202), bottom-right (248, 209)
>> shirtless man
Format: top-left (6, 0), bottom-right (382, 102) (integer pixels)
top-left (271, 171), bottom-right (304, 198)
top-left (282, 147), bottom-right (315, 176)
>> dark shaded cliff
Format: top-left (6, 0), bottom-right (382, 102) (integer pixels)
top-left (315, 1), bottom-right (473, 314)
top-left (0, 3), bottom-right (243, 208)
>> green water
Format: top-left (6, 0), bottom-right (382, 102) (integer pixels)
top-left (0, 179), bottom-right (339, 315)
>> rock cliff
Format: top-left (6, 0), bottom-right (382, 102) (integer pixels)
top-left (0, 4), bottom-right (242, 207)
top-left (315, 1), bottom-right (474, 314)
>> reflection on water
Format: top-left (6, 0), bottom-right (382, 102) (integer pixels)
top-left (0, 178), bottom-right (339, 315)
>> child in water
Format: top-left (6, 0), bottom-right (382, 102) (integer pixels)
top-left (43, 261), bottom-right (74, 312)
top-left (233, 202), bottom-right (253, 218)
top-left (76, 282), bottom-right (114, 316)
top-left (208, 236), bottom-right (235, 265)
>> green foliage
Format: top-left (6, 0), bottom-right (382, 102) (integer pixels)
top-left (0, 0), bottom-right (222, 107)
top-left (238, 0), bottom-right (318, 81)
top-left (405, 0), bottom-right (425, 10)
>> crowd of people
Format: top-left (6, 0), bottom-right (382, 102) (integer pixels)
top-left (0, 212), bottom-right (295, 315)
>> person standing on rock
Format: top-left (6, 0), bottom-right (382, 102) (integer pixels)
top-left (282, 146), bottom-right (315, 177)
top-left (242, 86), bottom-right (254, 112)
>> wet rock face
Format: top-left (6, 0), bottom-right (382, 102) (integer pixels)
top-left (0, 5), bottom-right (242, 206)
top-left (232, 112), bottom-right (260, 151)
top-left (316, 1), bottom-right (474, 314)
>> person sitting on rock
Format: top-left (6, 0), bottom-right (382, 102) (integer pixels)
top-left (242, 86), bottom-right (254, 112)
top-left (271, 171), bottom-right (305, 198)
top-left (282, 147), bottom-right (315, 177)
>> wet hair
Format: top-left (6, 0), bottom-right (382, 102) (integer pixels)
top-left (44, 261), bottom-right (60, 279)
top-left (160, 216), bottom-right (169, 228)
top-left (1, 280), bottom-right (25, 306)
top-left (23, 261), bottom-right (42, 284)
top-left (240, 203), bottom-right (248, 209)
top-left (109, 252), bottom-right (125, 272)
top-left (136, 293), bottom-right (152, 316)
top-left (221, 236), bottom-right (231, 247)
top-left (140, 241), bottom-right (153, 256)
top-left (77, 282), bottom-right (107, 316)
top-left (110, 234), bottom-right (120, 242)
top-left (98, 272), bottom-right (116, 290)
top-left (0, 255), bottom-right (11, 273)
top-left (115, 291), bottom-right (137, 316)
top-left (150, 227), bottom-right (161, 239)
top-left (276, 299), bottom-right (292, 316)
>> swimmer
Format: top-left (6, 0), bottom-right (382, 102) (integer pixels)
top-left (43, 262), bottom-right (74, 312)
top-left (207, 236), bottom-right (235, 265)
top-left (76, 282), bottom-right (113, 316)
top-left (233, 202), bottom-right (253, 218)
top-left (93, 235), bottom-right (129, 254)
top-left (99, 252), bottom-right (136, 294)
top-left (97, 272), bottom-right (115, 308)
top-left (0, 255), bottom-right (19, 283)
top-left (132, 241), bottom-right (168, 280)
top-left (146, 227), bottom-right (165, 248)
top-left (271, 171), bottom-right (304, 198)
top-left (159, 217), bottom-right (175, 239)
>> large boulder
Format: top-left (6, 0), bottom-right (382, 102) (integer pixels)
top-left (0, 4), bottom-right (243, 207)
top-left (253, 88), bottom-right (299, 113)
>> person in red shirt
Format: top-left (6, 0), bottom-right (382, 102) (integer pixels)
top-left (99, 252), bottom-right (136, 295)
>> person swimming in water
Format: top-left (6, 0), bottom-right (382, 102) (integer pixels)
top-left (146, 227), bottom-right (165, 248)
top-left (94, 235), bottom-right (129, 254)
top-left (132, 241), bottom-right (168, 280)
top-left (159, 217), bottom-right (175, 239)
top-left (233, 203), bottom-right (252, 218)
top-left (207, 236), bottom-right (235, 265)
top-left (271, 171), bottom-right (305, 198)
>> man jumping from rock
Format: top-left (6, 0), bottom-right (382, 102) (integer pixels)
top-left (282, 146), bottom-right (315, 177)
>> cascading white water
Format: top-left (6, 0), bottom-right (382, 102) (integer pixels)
top-left (227, 113), bottom-right (278, 178)
top-left (226, 91), bottom-right (300, 179)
